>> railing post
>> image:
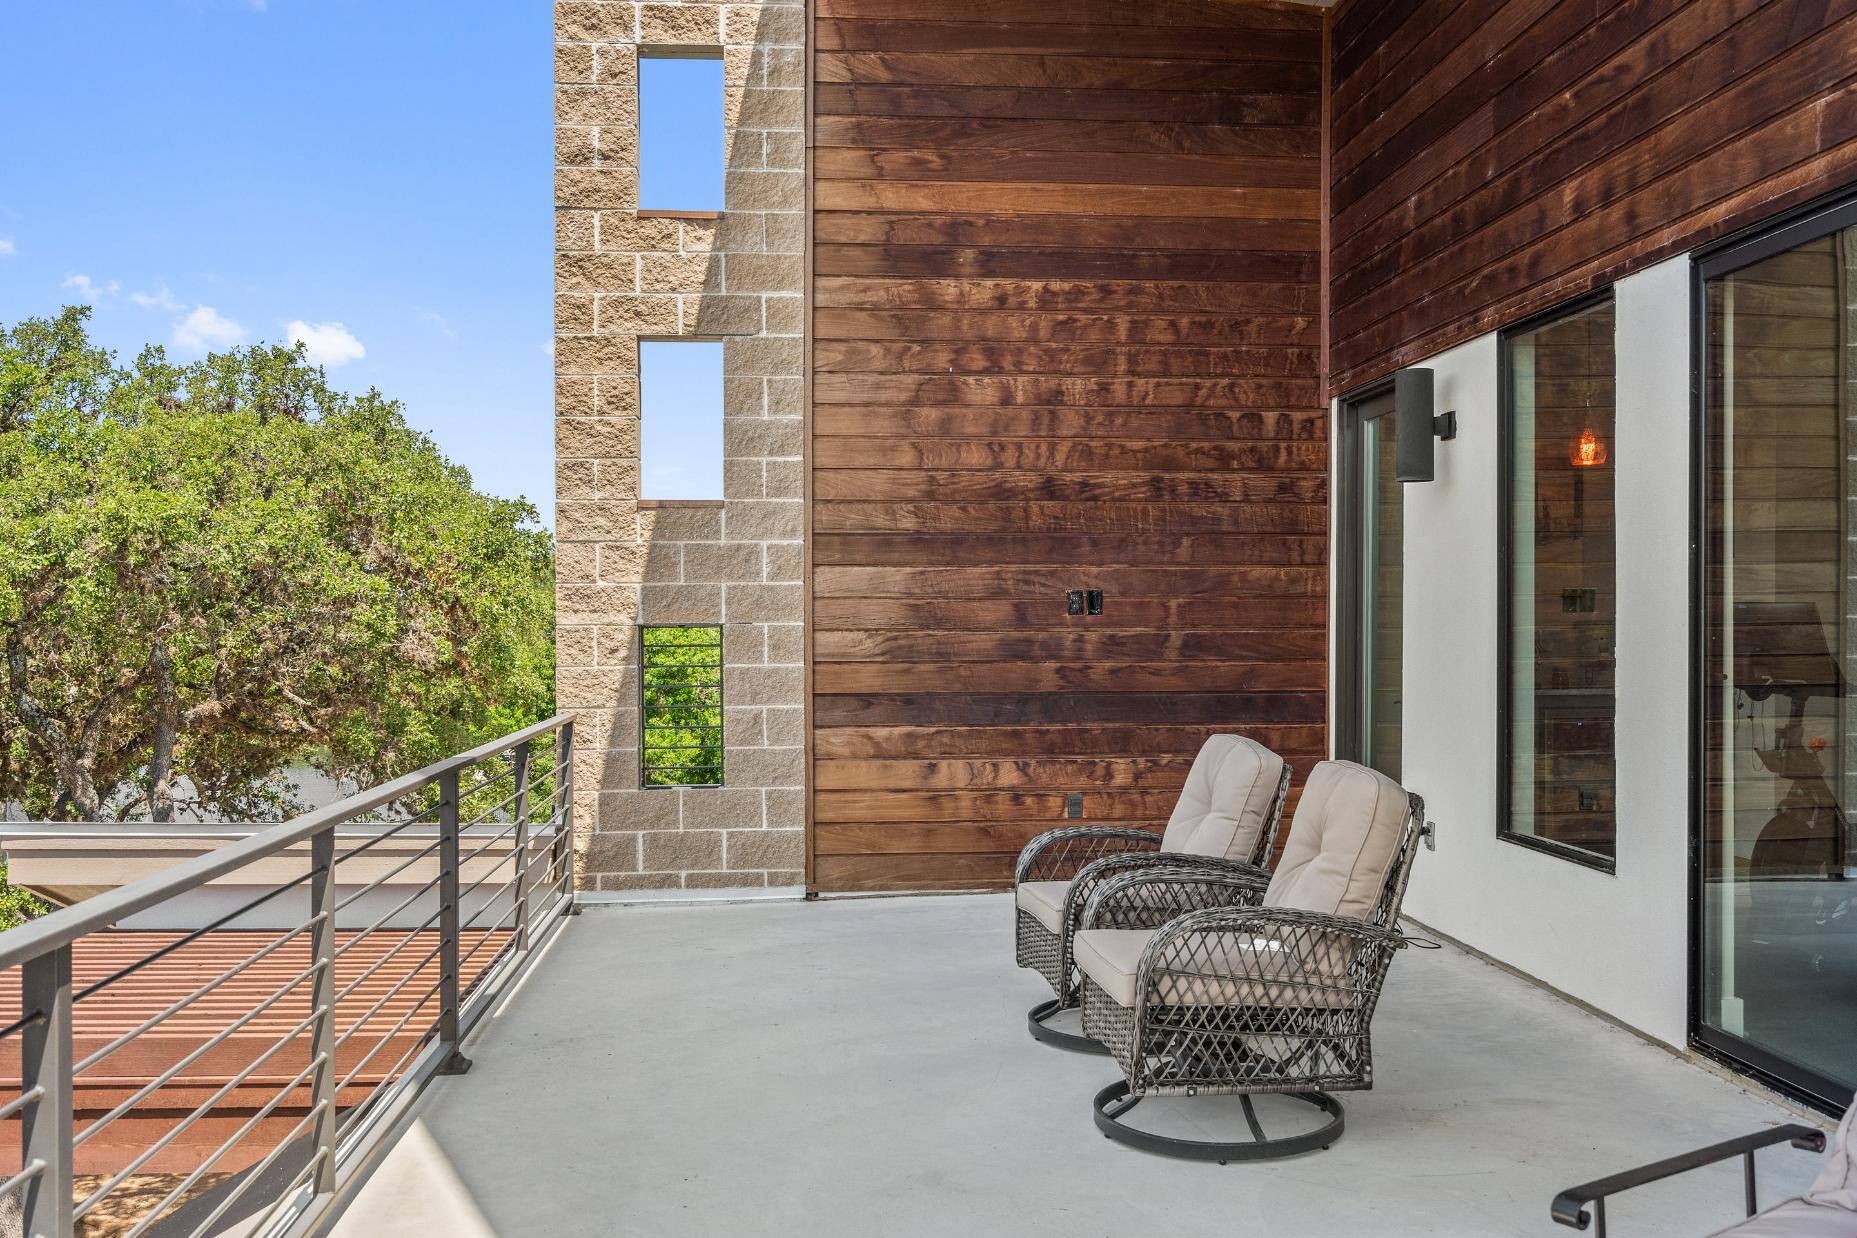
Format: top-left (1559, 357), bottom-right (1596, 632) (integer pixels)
top-left (306, 826), bottom-right (339, 1195)
top-left (510, 741), bottom-right (532, 953)
top-left (436, 769), bottom-right (472, 1075)
top-left (558, 720), bottom-right (579, 915)
top-left (20, 945), bottom-right (73, 1238)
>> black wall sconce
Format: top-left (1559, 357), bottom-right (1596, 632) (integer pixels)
top-left (1394, 367), bottom-right (1457, 482)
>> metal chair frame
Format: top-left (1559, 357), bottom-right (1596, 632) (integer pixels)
top-left (1078, 791), bottom-right (1426, 1162)
top-left (1012, 763), bottom-right (1292, 1053)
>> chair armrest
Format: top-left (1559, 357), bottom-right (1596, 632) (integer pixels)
top-left (1014, 827), bottom-right (1161, 885)
top-left (1076, 862), bottom-right (1269, 932)
top-left (1134, 905), bottom-right (1405, 1012)
top-left (1551, 1125), bottom-right (1827, 1231)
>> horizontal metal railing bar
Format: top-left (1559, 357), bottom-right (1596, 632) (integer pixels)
top-left (75, 1004), bottom-right (327, 1215)
top-left (331, 837), bottom-right (443, 915)
top-left (459, 902), bottom-right (521, 962)
top-left (0, 1006), bottom-right (46, 1042)
top-left (640, 723), bottom-right (724, 731)
top-left (328, 883), bottom-right (442, 966)
top-left (74, 956), bottom-right (325, 1146)
top-left (457, 816), bottom-right (524, 869)
top-left (0, 1162), bottom-right (46, 1206)
top-left (0, 1086), bottom-right (44, 1124)
top-left (123, 1056), bottom-right (329, 1238)
top-left (75, 918), bottom-right (322, 1076)
top-left (174, 1101), bottom-right (325, 1238)
top-left (0, 713), bottom-right (573, 970)
top-left (74, 869), bottom-right (326, 1004)
top-left (331, 912), bottom-right (445, 1008)
top-left (331, 940), bottom-right (445, 1045)
top-left (228, 1120), bottom-right (328, 1238)
top-left (322, 814), bottom-right (440, 871)
top-left (334, 979), bottom-right (443, 1094)
top-left (328, 935), bottom-right (440, 1024)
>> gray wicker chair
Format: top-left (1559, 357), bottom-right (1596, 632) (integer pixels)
top-left (1073, 759), bottom-right (1425, 1161)
top-left (1013, 734), bottom-right (1291, 1052)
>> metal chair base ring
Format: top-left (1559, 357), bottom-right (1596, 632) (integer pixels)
top-left (1091, 1082), bottom-right (1345, 1163)
top-left (1027, 998), bottom-right (1110, 1055)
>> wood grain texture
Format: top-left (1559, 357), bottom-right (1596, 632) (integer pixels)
top-left (810, 0), bottom-right (1325, 892)
top-left (1328, 0), bottom-right (1857, 394)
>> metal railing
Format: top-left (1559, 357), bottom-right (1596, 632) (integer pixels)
top-left (0, 714), bottom-right (576, 1238)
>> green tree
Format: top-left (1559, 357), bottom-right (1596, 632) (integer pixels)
top-left (0, 307), bottom-right (554, 822)
top-left (640, 626), bottom-right (723, 787)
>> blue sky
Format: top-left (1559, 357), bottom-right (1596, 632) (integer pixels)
top-left (640, 57), bottom-right (725, 211)
top-left (0, 1), bottom-right (558, 523)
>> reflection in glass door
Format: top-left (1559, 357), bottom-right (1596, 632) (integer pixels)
top-left (1700, 208), bottom-right (1857, 1108)
top-left (1341, 393), bottom-right (1403, 781)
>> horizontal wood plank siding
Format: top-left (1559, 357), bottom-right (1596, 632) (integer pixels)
top-left (1327, 0), bottom-right (1857, 394)
top-left (809, 0), bottom-right (1327, 892)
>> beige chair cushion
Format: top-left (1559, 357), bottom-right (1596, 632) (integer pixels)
top-left (1707, 1199), bottom-right (1857, 1237)
top-left (1263, 760), bottom-right (1410, 923)
top-left (1159, 734), bottom-right (1287, 862)
top-left (1073, 926), bottom-right (1353, 1010)
top-left (1014, 880), bottom-right (1070, 934)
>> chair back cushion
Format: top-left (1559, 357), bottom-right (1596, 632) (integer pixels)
top-left (1806, 1097), bottom-right (1857, 1210)
top-left (1262, 760), bottom-right (1410, 923)
top-left (1158, 735), bottom-right (1286, 862)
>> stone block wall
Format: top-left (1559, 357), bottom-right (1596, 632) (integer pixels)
top-left (554, 0), bottom-right (805, 892)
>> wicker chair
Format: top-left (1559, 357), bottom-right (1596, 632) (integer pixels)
top-left (1074, 759), bottom-right (1425, 1161)
top-left (1012, 734), bottom-right (1291, 1052)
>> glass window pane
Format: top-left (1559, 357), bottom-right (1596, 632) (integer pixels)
top-left (1363, 414), bottom-right (1402, 781)
top-left (639, 56), bottom-right (724, 212)
top-left (1702, 228), bottom-right (1857, 1097)
top-left (640, 339), bottom-right (724, 500)
top-left (1503, 299), bottom-right (1617, 863)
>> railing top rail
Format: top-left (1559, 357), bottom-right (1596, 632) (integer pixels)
top-left (0, 822), bottom-right (565, 840)
top-left (0, 712), bottom-right (573, 971)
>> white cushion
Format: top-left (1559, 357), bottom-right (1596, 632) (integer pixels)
top-left (1707, 1199), bottom-right (1857, 1237)
top-left (1159, 734), bottom-right (1287, 862)
top-left (1073, 926), bottom-right (1353, 1011)
top-left (1014, 880), bottom-right (1069, 934)
top-left (1806, 1098), bottom-right (1857, 1210)
top-left (1263, 760), bottom-right (1410, 923)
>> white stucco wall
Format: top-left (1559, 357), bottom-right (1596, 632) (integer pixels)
top-left (1367, 254), bottom-right (1695, 1048)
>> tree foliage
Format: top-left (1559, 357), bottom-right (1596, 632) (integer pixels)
top-left (640, 626), bottom-right (723, 787)
top-left (0, 307), bottom-right (554, 822)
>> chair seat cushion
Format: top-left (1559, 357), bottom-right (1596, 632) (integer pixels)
top-left (1074, 927), bottom-right (1354, 1010)
top-left (1073, 928), bottom-right (1150, 1006)
top-left (1706, 1199), bottom-right (1857, 1237)
top-left (1015, 880), bottom-right (1071, 934)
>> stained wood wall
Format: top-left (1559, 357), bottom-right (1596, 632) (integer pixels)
top-left (1328, 0), bottom-right (1857, 394)
top-left (807, 0), bottom-right (1327, 892)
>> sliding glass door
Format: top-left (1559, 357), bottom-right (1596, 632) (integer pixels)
top-left (1339, 391), bottom-right (1402, 780)
top-left (1699, 201), bottom-right (1857, 1108)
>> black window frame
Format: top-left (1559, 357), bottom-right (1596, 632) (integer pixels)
top-left (1686, 182), bottom-right (1857, 1116)
top-left (638, 623), bottom-right (725, 789)
top-left (1334, 382), bottom-right (1395, 768)
top-left (1496, 288), bottom-right (1620, 875)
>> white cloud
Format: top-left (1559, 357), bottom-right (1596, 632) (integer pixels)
top-left (172, 305), bottom-right (248, 352)
top-left (62, 274), bottom-right (120, 301)
top-left (129, 285), bottom-right (183, 311)
top-left (0, 237), bottom-right (14, 257)
top-left (245, 0), bottom-right (268, 9)
top-left (541, 340), bottom-right (555, 359)
top-left (418, 310), bottom-right (456, 338)
top-left (286, 320), bottom-right (365, 367)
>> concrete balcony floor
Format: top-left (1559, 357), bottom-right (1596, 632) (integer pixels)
top-left (333, 894), bottom-right (1826, 1238)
